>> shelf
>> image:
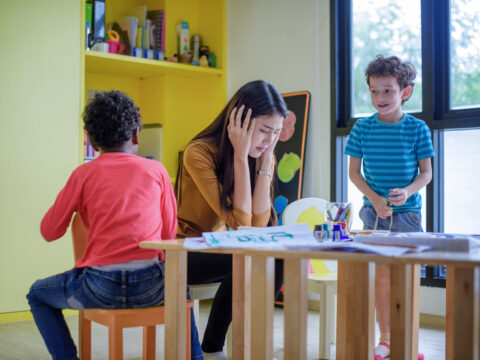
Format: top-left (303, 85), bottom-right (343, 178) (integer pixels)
top-left (85, 51), bottom-right (224, 79)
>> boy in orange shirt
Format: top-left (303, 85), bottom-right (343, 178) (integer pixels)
top-left (27, 91), bottom-right (202, 359)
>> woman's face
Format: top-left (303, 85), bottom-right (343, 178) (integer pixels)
top-left (248, 113), bottom-right (284, 158)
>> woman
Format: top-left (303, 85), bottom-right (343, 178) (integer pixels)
top-left (175, 80), bottom-right (287, 359)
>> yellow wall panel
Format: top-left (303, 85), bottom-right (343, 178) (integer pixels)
top-left (140, 76), bottom-right (166, 125)
top-left (162, 75), bottom-right (226, 176)
top-left (0, 1), bottom-right (81, 312)
top-left (0, 0), bottom-right (226, 317)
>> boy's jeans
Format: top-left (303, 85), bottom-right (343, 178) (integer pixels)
top-left (359, 205), bottom-right (423, 232)
top-left (26, 262), bottom-right (203, 360)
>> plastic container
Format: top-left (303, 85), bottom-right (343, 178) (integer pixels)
top-left (326, 202), bottom-right (353, 231)
top-left (105, 40), bottom-right (119, 54)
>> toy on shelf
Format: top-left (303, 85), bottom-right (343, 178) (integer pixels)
top-left (179, 52), bottom-right (193, 64)
top-left (192, 34), bottom-right (200, 65)
top-left (199, 45), bottom-right (209, 67)
top-left (105, 30), bottom-right (123, 54)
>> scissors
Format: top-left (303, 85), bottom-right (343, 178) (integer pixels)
top-left (108, 30), bottom-right (120, 42)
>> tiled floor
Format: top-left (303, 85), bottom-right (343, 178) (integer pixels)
top-left (0, 300), bottom-right (444, 359)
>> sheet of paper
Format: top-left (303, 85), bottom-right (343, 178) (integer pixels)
top-left (202, 223), bottom-right (316, 248)
top-left (183, 237), bottom-right (211, 250)
top-left (185, 223), bottom-right (432, 256)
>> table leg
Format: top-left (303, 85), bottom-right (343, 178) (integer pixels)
top-left (284, 258), bottom-right (308, 360)
top-left (165, 249), bottom-right (187, 360)
top-left (446, 265), bottom-right (478, 360)
top-left (233, 254), bottom-right (250, 360)
top-left (249, 255), bottom-right (275, 360)
top-left (390, 263), bottom-right (420, 360)
top-left (336, 261), bottom-right (375, 360)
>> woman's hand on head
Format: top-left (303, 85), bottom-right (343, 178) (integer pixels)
top-left (228, 105), bottom-right (255, 160)
top-left (259, 132), bottom-right (279, 168)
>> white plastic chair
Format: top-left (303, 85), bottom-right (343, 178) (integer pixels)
top-left (189, 283), bottom-right (221, 327)
top-left (282, 197), bottom-right (337, 360)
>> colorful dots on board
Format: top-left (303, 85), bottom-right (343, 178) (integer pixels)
top-left (279, 110), bottom-right (296, 142)
top-left (274, 196), bottom-right (289, 225)
top-left (277, 152), bottom-right (301, 183)
top-left (274, 195), bottom-right (289, 214)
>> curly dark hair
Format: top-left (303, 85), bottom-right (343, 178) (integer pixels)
top-left (365, 55), bottom-right (416, 103)
top-left (83, 91), bottom-right (142, 150)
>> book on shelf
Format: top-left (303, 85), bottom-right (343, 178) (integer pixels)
top-left (84, 133), bottom-right (100, 162)
top-left (147, 9), bottom-right (166, 52)
top-left (120, 16), bottom-right (138, 54)
top-left (120, 8), bottom-right (165, 55)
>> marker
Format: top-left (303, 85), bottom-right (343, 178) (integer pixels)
top-left (334, 205), bottom-right (343, 222)
top-left (326, 209), bottom-right (334, 221)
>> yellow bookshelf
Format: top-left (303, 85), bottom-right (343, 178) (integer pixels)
top-left (80, 0), bottom-right (226, 177)
top-left (85, 51), bottom-right (224, 78)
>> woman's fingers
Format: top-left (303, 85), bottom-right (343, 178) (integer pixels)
top-left (244, 108), bottom-right (253, 132)
top-left (236, 105), bottom-right (245, 128)
top-left (229, 106), bottom-right (238, 128)
top-left (247, 117), bottom-right (256, 135)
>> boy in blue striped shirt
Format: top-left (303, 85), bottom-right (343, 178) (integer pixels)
top-left (345, 55), bottom-right (434, 360)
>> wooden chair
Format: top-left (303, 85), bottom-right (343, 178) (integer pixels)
top-left (71, 213), bottom-right (193, 360)
top-left (282, 197), bottom-right (337, 360)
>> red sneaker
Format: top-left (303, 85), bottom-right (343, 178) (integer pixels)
top-left (374, 343), bottom-right (425, 360)
top-left (374, 342), bottom-right (390, 360)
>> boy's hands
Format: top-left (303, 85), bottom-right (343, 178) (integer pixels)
top-left (388, 188), bottom-right (409, 206)
top-left (228, 105), bottom-right (255, 160)
top-left (371, 188), bottom-right (409, 219)
top-left (372, 196), bottom-right (393, 219)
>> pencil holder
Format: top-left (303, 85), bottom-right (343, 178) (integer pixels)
top-left (326, 202), bottom-right (353, 232)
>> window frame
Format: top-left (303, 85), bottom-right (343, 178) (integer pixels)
top-left (330, 0), bottom-right (480, 287)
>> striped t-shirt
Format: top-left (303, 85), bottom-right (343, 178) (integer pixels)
top-left (344, 113), bottom-right (435, 212)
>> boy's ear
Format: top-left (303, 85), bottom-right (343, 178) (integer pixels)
top-left (132, 128), bottom-right (140, 145)
top-left (401, 85), bottom-right (413, 100)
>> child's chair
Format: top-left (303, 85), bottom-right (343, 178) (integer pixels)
top-left (282, 197), bottom-right (337, 360)
top-left (71, 213), bottom-right (193, 360)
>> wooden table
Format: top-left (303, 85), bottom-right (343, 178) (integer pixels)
top-left (140, 240), bottom-right (480, 360)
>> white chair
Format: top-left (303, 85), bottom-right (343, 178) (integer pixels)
top-left (282, 197), bottom-right (337, 360)
top-left (189, 283), bottom-right (221, 327)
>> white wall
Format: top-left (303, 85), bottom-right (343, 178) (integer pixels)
top-left (227, 0), bottom-right (331, 200)
top-left (420, 286), bottom-right (446, 316)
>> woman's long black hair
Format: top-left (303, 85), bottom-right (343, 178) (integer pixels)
top-left (175, 80), bottom-right (287, 225)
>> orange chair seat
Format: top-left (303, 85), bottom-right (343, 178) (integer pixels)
top-left (71, 213), bottom-right (193, 360)
top-left (79, 301), bottom-right (193, 360)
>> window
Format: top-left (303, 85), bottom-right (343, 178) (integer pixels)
top-left (353, 0), bottom-right (422, 117)
top-left (450, 0), bottom-right (480, 109)
top-left (332, 0), bottom-right (480, 287)
top-left (444, 129), bottom-right (480, 233)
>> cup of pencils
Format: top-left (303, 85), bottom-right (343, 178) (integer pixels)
top-left (326, 202), bottom-right (353, 233)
